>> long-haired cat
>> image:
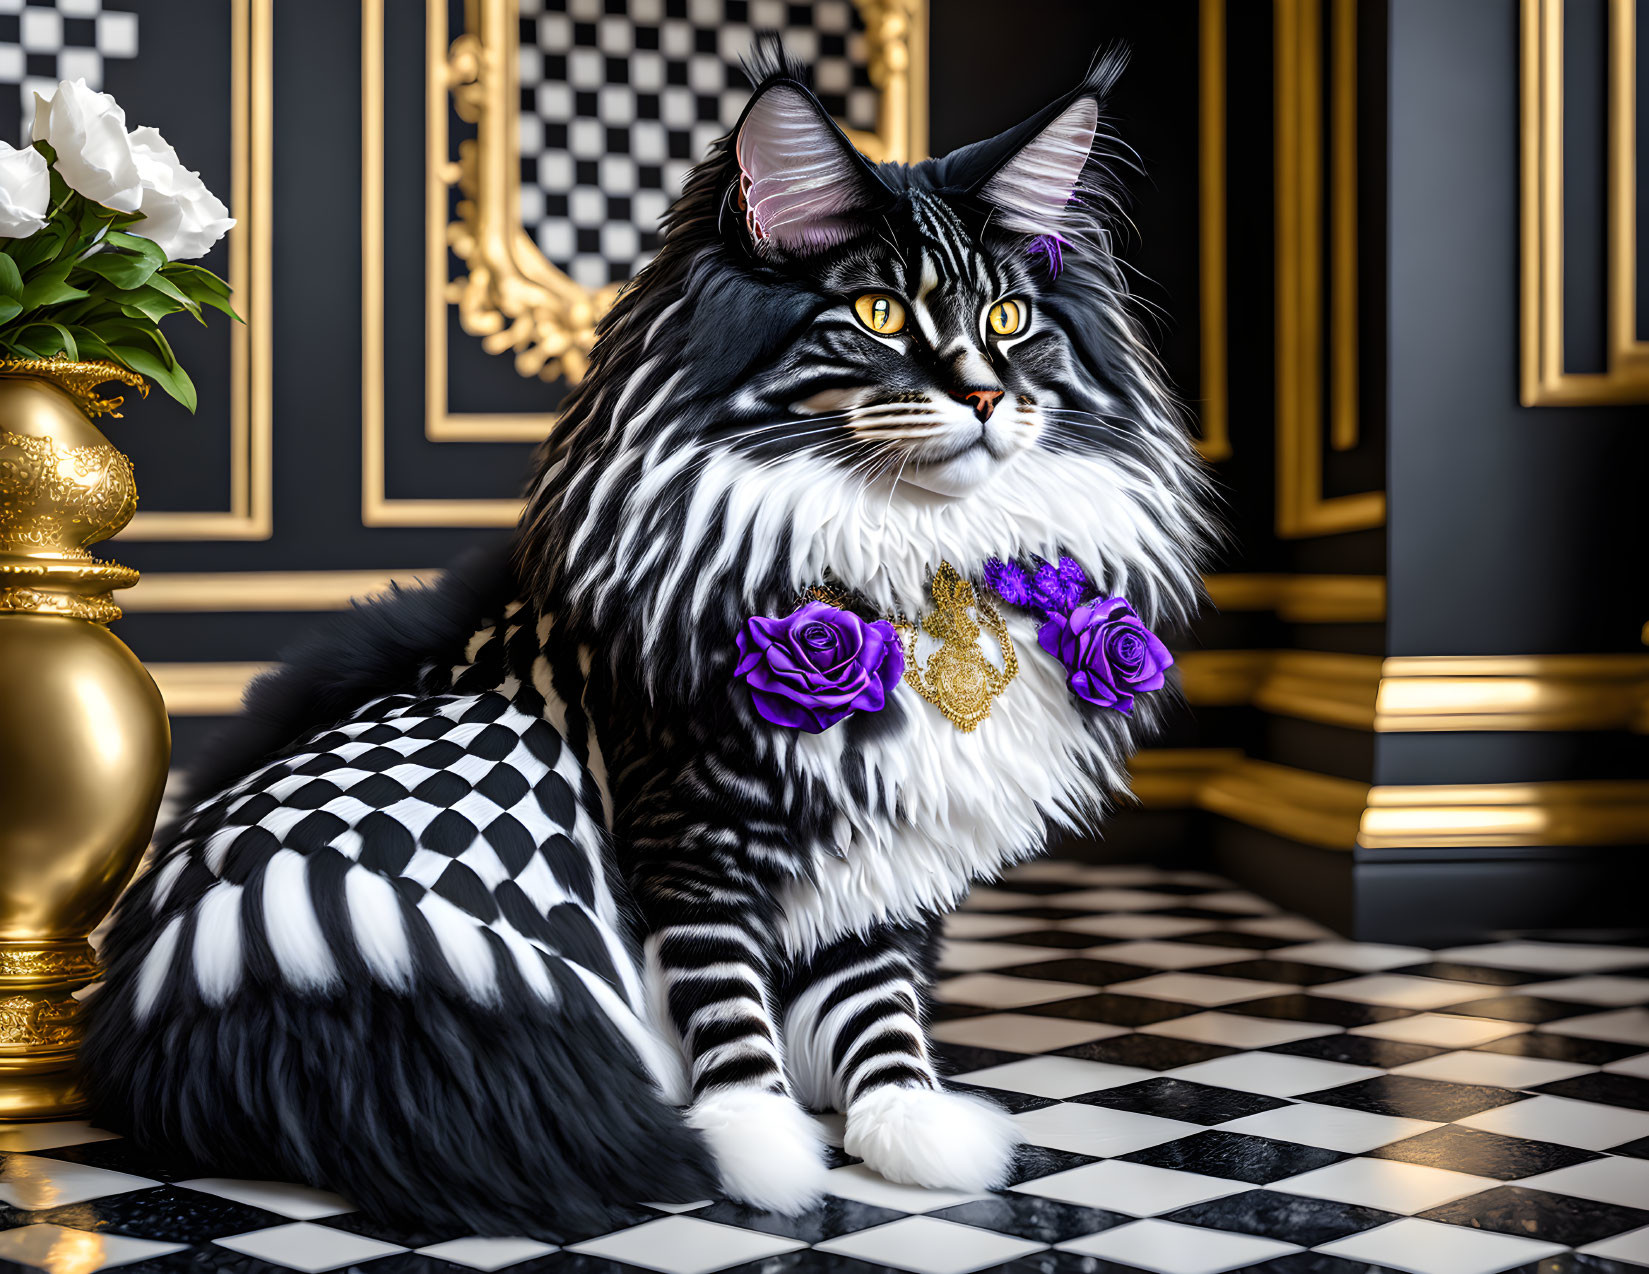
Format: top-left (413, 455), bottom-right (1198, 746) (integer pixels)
top-left (83, 50), bottom-right (1209, 1238)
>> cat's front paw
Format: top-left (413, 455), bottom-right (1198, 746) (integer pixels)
top-left (845, 1085), bottom-right (1020, 1191)
top-left (686, 1088), bottom-right (830, 1214)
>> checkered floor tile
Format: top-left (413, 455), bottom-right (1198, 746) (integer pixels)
top-left (3, 861), bottom-right (1647, 1273)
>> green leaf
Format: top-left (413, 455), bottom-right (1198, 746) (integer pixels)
top-left (142, 272), bottom-right (200, 318)
top-left (78, 250), bottom-right (160, 291)
top-left (20, 273), bottom-right (89, 310)
top-left (0, 254), bottom-right (22, 302)
top-left (162, 262), bottom-right (233, 298)
top-left (14, 321), bottom-right (77, 360)
top-left (118, 296), bottom-right (179, 324)
top-left (104, 230), bottom-right (167, 268)
top-left (67, 328), bottom-right (114, 363)
top-left (109, 340), bottom-right (196, 413)
top-left (0, 298), bottom-right (22, 325)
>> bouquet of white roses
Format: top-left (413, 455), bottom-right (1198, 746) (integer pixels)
top-left (0, 79), bottom-right (237, 411)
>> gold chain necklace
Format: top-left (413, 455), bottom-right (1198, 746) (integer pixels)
top-left (805, 560), bottom-right (1018, 733)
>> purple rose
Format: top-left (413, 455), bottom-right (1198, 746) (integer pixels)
top-left (734, 601), bottom-right (906, 733)
top-left (1037, 596), bottom-right (1173, 714)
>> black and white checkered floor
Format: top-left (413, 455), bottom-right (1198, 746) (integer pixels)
top-left (4, 860), bottom-right (1648, 1274)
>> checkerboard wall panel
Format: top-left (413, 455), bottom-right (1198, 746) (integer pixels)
top-left (518, 0), bottom-right (878, 290)
top-left (0, 0), bottom-right (138, 140)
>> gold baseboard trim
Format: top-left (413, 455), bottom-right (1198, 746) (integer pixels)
top-left (1129, 749), bottom-right (1649, 851)
top-left (1201, 757), bottom-right (1369, 850)
top-left (1179, 650), bottom-right (1380, 729)
top-left (1362, 780), bottom-right (1649, 849)
top-left (1204, 574), bottom-right (1385, 623)
top-left (1128, 748), bottom-right (1246, 806)
top-left (1181, 650), bottom-right (1649, 733)
top-left (1130, 751), bottom-right (1367, 850)
top-left (1377, 654), bottom-right (1649, 732)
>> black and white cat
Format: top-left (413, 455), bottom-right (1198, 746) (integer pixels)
top-left (83, 52), bottom-right (1209, 1239)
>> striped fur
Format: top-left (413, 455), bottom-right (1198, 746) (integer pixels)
top-left (83, 52), bottom-right (1210, 1234)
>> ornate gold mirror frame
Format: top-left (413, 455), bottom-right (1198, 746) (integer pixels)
top-left (441, 0), bottom-right (928, 393)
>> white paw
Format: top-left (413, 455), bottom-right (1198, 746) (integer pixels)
top-left (844, 1085), bottom-right (1020, 1192)
top-left (685, 1088), bottom-right (830, 1214)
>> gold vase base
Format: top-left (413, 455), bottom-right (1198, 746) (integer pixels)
top-left (0, 1058), bottom-right (88, 1121)
top-left (0, 941), bottom-right (100, 1122)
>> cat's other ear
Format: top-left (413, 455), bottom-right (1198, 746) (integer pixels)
top-left (965, 49), bottom-right (1125, 237)
top-left (732, 78), bottom-right (891, 256)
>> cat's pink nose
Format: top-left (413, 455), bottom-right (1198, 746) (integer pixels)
top-left (952, 388), bottom-right (1003, 423)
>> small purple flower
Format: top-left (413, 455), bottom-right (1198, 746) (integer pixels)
top-left (982, 558), bottom-right (1033, 608)
top-left (734, 601), bottom-right (905, 733)
top-left (984, 554), bottom-right (1089, 616)
top-left (1037, 596), bottom-right (1173, 714)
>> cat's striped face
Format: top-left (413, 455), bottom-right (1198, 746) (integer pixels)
top-left (520, 57), bottom-right (1209, 691)
top-left (739, 191), bottom-right (1057, 498)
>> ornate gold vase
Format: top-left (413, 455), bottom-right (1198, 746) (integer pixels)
top-left (0, 359), bottom-right (170, 1120)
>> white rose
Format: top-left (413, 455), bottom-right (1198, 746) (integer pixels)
top-left (0, 141), bottom-right (50, 238)
top-left (126, 126), bottom-right (235, 261)
top-left (31, 79), bottom-right (142, 213)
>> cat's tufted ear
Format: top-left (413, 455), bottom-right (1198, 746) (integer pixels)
top-left (976, 97), bottom-right (1099, 236)
top-left (961, 51), bottom-right (1124, 238)
top-left (732, 79), bottom-right (891, 256)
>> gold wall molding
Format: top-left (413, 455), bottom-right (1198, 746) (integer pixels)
top-left (1129, 750), bottom-right (1368, 850)
top-left (1361, 780), bottom-right (1649, 849)
top-left (1376, 654), bottom-right (1649, 732)
top-left (1197, 0), bottom-right (1230, 462)
top-left (1205, 573), bottom-right (1386, 622)
top-left (1131, 749), bottom-right (1649, 851)
top-left (125, 570), bottom-right (1384, 620)
top-left (1181, 648), bottom-right (1649, 733)
top-left (361, 0), bottom-right (522, 527)
top-left (149, 662), bottom-right (269, 716)
top-left (1273, 0), bottom-right (1384, 538)
top-left (124, 0), bottom-right (273, 541)
top-left (123, 569), bottom-right (440, 612)
top-left (1521, 0), bottom-right (1649, 406)
top-left (1181, 649), bottom-right (1382, 730)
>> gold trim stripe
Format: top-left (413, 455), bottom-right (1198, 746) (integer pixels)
top-left (1362, 780), bottom-right (1649, 848)
top-left (1521, 0), bottom-right (1649, 405)
top-left (124, 0), bottom-right (274, 540)
top-left (1205, 574), bottom-right (1386, 623)
top-left (123, 570), bottom-right (1385, 620)
top-left (1377, 654), bottom-right (1649, 732)
top-left (1273, 0), bottom-right (1384, 538)
top-left (123, 569), bottom-right (440, 613)
top-left (1182, 649), bottom-right (1649, 733)
top-left (1131, 751), bottom-right (1649, 851)
top-left (1197, 0), bottom-right (1231, 462)
top-left (150, 662), bottom-right (270, 716)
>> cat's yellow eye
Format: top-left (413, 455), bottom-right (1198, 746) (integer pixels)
top-left (988, 299), bottom-right (1025, 336)
top-left (853, 293), bottom-right (907, 335)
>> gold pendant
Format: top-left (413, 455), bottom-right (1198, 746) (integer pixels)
top-left (895, 561), bottom-right (1018, 733)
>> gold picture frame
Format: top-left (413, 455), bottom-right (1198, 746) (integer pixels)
top-left (443, 0), bottom-right (928, 393)
top-left (1521, 0), bottom-right (1649, 406)
top-left (364, 0), bottom-right (929, 525)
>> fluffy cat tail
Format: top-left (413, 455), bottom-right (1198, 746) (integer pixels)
top-left (79, 948), bottom-right (714, 1241)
